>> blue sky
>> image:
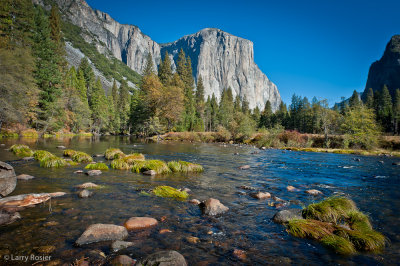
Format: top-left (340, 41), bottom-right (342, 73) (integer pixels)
top-left (86, 0), bottom-right (400, 106)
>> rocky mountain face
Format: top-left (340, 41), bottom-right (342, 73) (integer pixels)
top-left (364, 35), bottom-right (400, 99)
top-left (37, 0), bottom-right (281, 110)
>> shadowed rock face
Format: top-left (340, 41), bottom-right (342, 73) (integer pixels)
top-left (0, 161), bottom-right (16, 197)
top-left (364, 35), bottom-right (400, 99)
top-left (36, 0), bottom-right (281, 111)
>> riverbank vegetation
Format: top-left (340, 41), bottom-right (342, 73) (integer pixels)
top-left (1, 1), bottom-right (399, 154)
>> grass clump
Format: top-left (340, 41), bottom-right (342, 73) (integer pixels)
top-left (71, 151), bottom-right (93, 163)
top-left (33, 150), bottom-right (54, 161)
top-left (302, 197), bottom-right (357, 223)
top-left (63, 149), bottom-right (77, 157)
top-left (131, 160), bottom-right (171, 174)
top-left (110, 153), bottom-right (145, 170)
top-left (287, 219), bottom-right (334, 240)
top-left (85, 162), bottom-right (109, 170)
top-left (104, 148), bottom-right (125, 160)
top-left (123, 153), bottom-right (145, 163)
top-left (40, 156), bottom-right (68, 168)
top-left (152, 186), bottom-right (189, 200)
top-left (9, 144), bottom-right (34, 157)
top-left (168, 160), bottom-right (204, 173)
top-left (286, 197), bottom-right (387, 255)
top-left (321, 235), bottom-right (356, 255)
top-left (111, 158), bottom-right (131, 170)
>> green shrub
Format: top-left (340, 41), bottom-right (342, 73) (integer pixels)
top-left (152, 186), bottom-right (188, 200)
top-left (85, 162), bottom-right (109, 170)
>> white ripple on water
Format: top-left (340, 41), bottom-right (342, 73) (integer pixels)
top-left (374, 176), bottom-right (388, 179)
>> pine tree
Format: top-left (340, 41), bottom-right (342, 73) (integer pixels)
top-left (234, 95), bottom-right (241, 113)
top-left (242, 95), bottom-right (250, 114)
top-left (33, 7), bottom-right (63, 132)
top-left (77, 69), bottom-right (87, 102)
top-left (365, 88), bottom-right (374, 109)
top-left (49, 4), bottom-right (66, 71)
top-left (204, 96), bottom-right (212, 131)
top-left (194, 76), bottom-right (205, 131)
top-left (210, 93), bottom-right (219, 131)
top-left (90, 78), bottom-right (108, 133)
top-left (109, 79), bottom-right (120, 133)
top-left (158, 51), bottom-right (172, 85)
top-left (118, 80), bottom-right (130, 133)
top-left (349, 90), bottom-right (361, 108)
top-left (143, 52), bottom-right (154, 76)
top-left (275, 101), bottom-right (288, 127)
top-left (393, 89), bottom-right (400, 134)
top-left (252, 106), bottom-right (261, 125)
top-left (218, 88), bottom-right (234, 129)
top-left (378, 85), bottom-right (393, 132)
top-left (260, 100), bottom-right (273, 128)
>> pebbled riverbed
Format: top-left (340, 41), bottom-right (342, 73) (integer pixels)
top-left (0, 136), bottom-right (399, 265)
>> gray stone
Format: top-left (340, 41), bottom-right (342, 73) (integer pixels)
top-left (200, 198), bottom-right (229, 216)
top-left (272, 209), bottom-right (303, 224)
top-left (239, 165), bottom-right (250, 170)
top-left (111, 240), bottom-right (134, 252)
top-left (86, 170), bottom-right (102, 176)
top-left (57, 146), bottom-right (66, 149)
top-left (22, 157), bottom-right (34, 161)
top-left (136, 250), bottom-right (187, 266)
top-left (0, 161), bottom-right (16, 197)
top-left (76, 182), bottom-right (99, 189)
top-left (16, 174), bottom-right (35, 180)
top-left (143, 170), bottom-right (156, 176)
top-left (0, 211), bottom-right (21, 225)
top-left (75, 224), bottom-right (128, 246)
top-left (78, 189), bottom-right (93, 198)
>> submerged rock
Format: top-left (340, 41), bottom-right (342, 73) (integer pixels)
top-left (0, 211), bottom-right (21, 225)
top-left (0, 161), bottom-right (16, 197)
top-left (239, 165), bottom-right (250, 170)
top-left (57, 146), bottom-right (66, 149)
top-left (250, 191), bottom-right (271, 199)
top-left (200, 198), bottom-right (229, 216)
top-left (0, 193), bottom-right (66, 208)
top-left (189, 199), bottom-right (201, 205)
top-left (76, 182), bottom-right (100, 189)
top-left (272, 209), bottom-right (303, 224)
top-left (112, 255), bottom-right (136, 265)
top-left (305, 189), bottom-right (323, 196)
top-left (233, 249), bottom-right (247, 260)
top-left (76, 224), bottom-right (128, 246)
top-left (74, 170), bottom-right (84, 174)
top-left (111, 240), bottom-right (134, 252)
top-left (16, 174), bottom-right (35, 180)
top-left (22, 157), bottom-right (34, 161)
top-left (136, 250), bottom-right (187, 266)
top-left (124, 217), bottom-right (158, 231)
top-left (286, 185), bottom-right (297, 192)
top-left (86, 170), bottom-right (102, 176)
top-left (143, 170), bottom-right (156, 176)
top-left (186, 236), bottom-right (200, 244)
top-left (78, 189), bottom-right (93, 198)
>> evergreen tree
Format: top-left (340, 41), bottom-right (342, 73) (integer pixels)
top-left (77, 69), bottom-right (87, 102)
top-left (365, 88), bottom-right (374, 109)
top-left (143, 52), bottom-right (154, 76)
top-left (252, 106), bottom-right (261, 125)
top-left (242, 95), bottom-right (250, 115)
top-left (194, 76), bottom-right (205, 131)
top-left (210, 93), bottom-right (219, 131)
top-left (204, 96), bottom-right (212, 131)
top-left (118, 80), bottom-right (130, 133)
top-left (33, 7), bottom-right (63, 132)
top-left (78, 57), bottom-right (94, 102)
top-left (158, 51), bottom-right (172, 85)
top-left (275, 101), bottom-right (288, 128)
top-left (349, 90), bottom-right (361, 109)
top-left (393, 89), bottom-right (400, 134)
top-left (234, 95), bottom-right (241, 113)
top-left (378, 85), bottom-right (393, 132)
top-left (110, 79), bottom-right (120, 133)
top-left (49, 4), bottom-right (66, 71)
top-left (218, 88), bottom-right (234, 129)
top-left (260, 100), bottom-right (273, 128)
top-left (90, 78), bottom-right (108, 133)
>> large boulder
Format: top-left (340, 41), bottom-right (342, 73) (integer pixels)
top-left (136, 250), bottom-right (187, 266)
top-left (123, 217), bottom-right (158, 231)
top-left (76, 224), bottom-right (128, 246)
top-left (272, 209), bottom-right (303, 224)
top-left (200, 198), bottom-right (229, 216)
top-left (0, 161), bottom-right (17, 197)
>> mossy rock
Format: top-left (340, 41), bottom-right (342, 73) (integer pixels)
top-left (168, 160), bottom-right (204, 173)
top-left (132, 160), bottom-right (171, 174)
top-left (123, 153), bottom-right (145, 163)
top-left (152, 186), bottom-right (188, 200)
top-left (33, 150), bottom-right (54, 162)
top-left (110, 154), bottom-right (145, 170)
top-left (9, 144), bottom-right (34, 157)
top-left (85, 162), bottom-right (109, 170)
top-left (71, 151), bottom-right (93, 163)
top-left (63, 149), bottom-right (77, 157)
top-left (104, 148), bottom-right (125, 160)
top-left (40, 156), bottom-right (68, 168)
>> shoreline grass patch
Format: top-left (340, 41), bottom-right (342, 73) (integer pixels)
top-left (9, 144), bottom-right (34, 157)
top-left (85, 162), bottom-right (109, 170)
top-left (104, 148), bottom-right (125, 160)
top-left (152, 186), bottom-right (189, 200)
top-left (132, 160), bottom-right (171, 174)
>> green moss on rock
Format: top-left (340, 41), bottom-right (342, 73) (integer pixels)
top-left (131, 160), bottom-right (171, 174)
top-left (85, 162), bottom-right (109, 170)
top-left (9, 144), bottom-right (34, 157)
top-left (104, 148), bottom-right (124, 160)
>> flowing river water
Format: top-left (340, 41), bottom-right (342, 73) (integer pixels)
top-left (0, 136), bottom-right (399, 265)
